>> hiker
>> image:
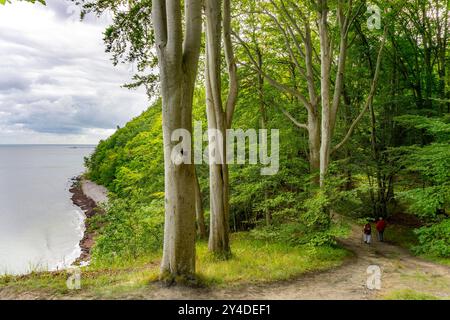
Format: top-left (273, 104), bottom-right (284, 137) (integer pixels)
top-left (363, 222), bottom-right (372, 244)
top-left (376, 217), bottom-right (387, 242)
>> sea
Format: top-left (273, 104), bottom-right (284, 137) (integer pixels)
top-left (0, 145), bottom-right (95, 275)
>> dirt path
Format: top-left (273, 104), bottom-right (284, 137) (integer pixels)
top-left (115, 224), bottom-right (450, 300)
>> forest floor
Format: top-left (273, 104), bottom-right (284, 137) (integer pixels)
top-left (99, 223), bottom-right (450, 300)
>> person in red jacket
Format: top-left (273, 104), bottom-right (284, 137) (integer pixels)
top-left (376, 217), bottom-right (387, 242)
top-left (363, 222), bottom-right (372, 244)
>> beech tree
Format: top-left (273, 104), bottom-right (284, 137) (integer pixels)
top-left (81, 0), bottom-right (203, 280)
top-left (152, 0), bottom-right (203, 279)
top-left (204, 0), bottom-right (238, 256)
top-left (235, 0), bottom-right (387, 189)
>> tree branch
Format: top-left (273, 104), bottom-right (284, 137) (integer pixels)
top-left (332, 27), bottom-right (388, 154)
top-left (233, 31), bottom-right (313, 113)
top-left (183, 0), bottom-right (203, 75)
top-left (223, 0), bottom-right (238, 128)
top-left (165, 0), bottom-right (182, 62)
top-left (152, 0), bottom-right (167, 52)
top-left (280, 108), bottom-right (309, 130)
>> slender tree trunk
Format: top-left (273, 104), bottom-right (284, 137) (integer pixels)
top-left (308, 110), bottom-right (321, 183)
top-left (318, 0), bottom-right (332, 188)
top-left (343, 86), bottom-right (353, 190)
top-left (256, 47), bottom-right (272, 226)
top-left (194, 167), bottom-right (207, 238)
top-left (205, 0), bottom-right (231, 257)
top-left (421, 2), bottom-right (433, 110)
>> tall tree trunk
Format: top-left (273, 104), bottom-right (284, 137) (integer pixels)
top-left (342, 85), bottom-right (353, 190)
top-left (256, 47), bottom-right (271, 226)
top-left (153, 0), bottom-right (202, 280)
top-left (421, 1), bottom-right (434, 110)
top-left (204, 0), bottom-right (237, 257)
top-left (194, 167), bottom-right (207, 238)
top-left (318, 0), bottom-right (332, 188)
top-left (308, 110), bottom-right (321, 184)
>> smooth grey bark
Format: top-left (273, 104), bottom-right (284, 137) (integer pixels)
top-left (317, 0), bottom-right (332, 188)
top-left (205, 0), bottom-right (238, 256)
top-left (194, 167), bottom-right (207, 238)
top-left (153, 0), bottom-right (202, 279)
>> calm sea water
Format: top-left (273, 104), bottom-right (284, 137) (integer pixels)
top-left (0, 145), bottom-right (95, 275)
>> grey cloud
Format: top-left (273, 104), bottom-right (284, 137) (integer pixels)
top-left (46, 0), bottom-right (111, 25)
top-left (0, 3), bottom-right (148, 143)
top-left (0, 74), bottom-right (31, 92)
top-left (35, 75), bottom-right (59, 85)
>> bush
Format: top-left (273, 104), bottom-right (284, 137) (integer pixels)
top-left (412, 219), bottom-right (450, 258)
top-left (91, 197), bottom-right (165, 265)
top-left (249, 221), bottom-right (350, 247)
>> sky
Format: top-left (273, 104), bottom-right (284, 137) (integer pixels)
top-left (0, 0), bottom-right (149, 144)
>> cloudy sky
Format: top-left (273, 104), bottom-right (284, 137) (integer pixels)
top-left (0, 0), bottom-right (149, 144)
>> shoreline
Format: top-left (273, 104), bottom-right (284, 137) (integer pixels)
top-left (69, 176), bottom-right (107, 265)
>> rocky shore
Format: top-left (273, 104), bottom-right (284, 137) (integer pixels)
top-left (69, 177), bottom-right (108, 265)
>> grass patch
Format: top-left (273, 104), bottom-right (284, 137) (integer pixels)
top-left (383, 289), bottom-right (441, 300)
top-left (196, 233), bottom-right (350, 286)
top-left (0, 232), bottom-right (350, 298)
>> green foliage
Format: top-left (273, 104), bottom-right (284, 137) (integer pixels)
top-left (85, 101), bottom-right (167, 264)
top-left (413, 219), bottom-right (450, 258)
top-left (229, 162), bottom-right (308, 229)
top-left (302, 191), bottom-right (331, 229)
top-left (249, 221), bottom-right (350, 247)
top-left (91, 197), bottom-right (164, 265)
top-left (400, 186), bottom-right (449, 219)
top-left (393, 116), bottom-right (450, 220)
top-left (1, 0), bottom-right (46, 5)
top-left (86, 101), bottom-right (163, 193)
top-left (395, 115), bottom-right (450, 142)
